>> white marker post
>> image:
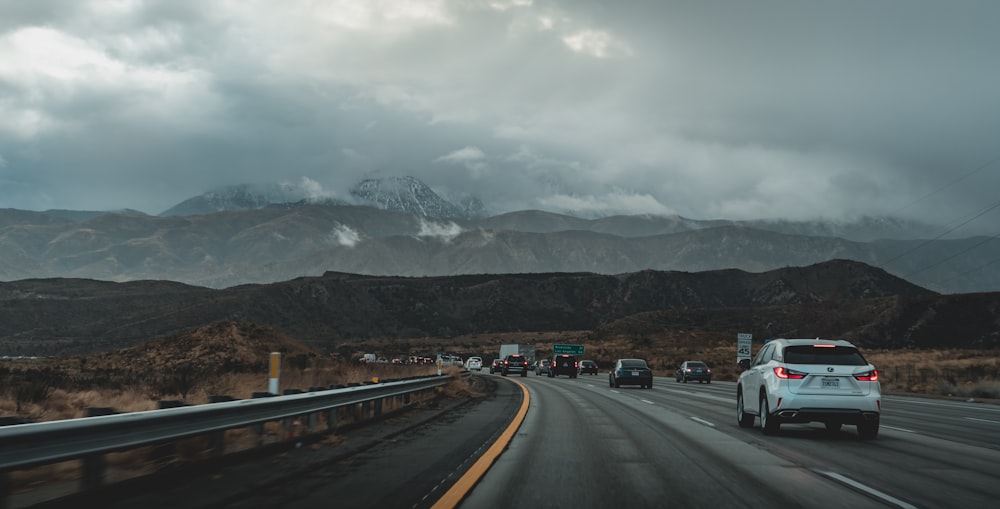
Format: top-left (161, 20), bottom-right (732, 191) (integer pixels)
top-left (268, 352), bottom-right (280, 395)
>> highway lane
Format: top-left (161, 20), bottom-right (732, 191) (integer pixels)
top-left (461, 373), bottom-right (1000, 509)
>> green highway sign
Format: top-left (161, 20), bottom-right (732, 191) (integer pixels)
top-left (553, 343), bottom-right (584, 355)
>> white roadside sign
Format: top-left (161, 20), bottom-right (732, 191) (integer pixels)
top-left (737, 333), bottom-right (752, 363)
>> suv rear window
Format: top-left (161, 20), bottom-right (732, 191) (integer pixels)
top-left (783, 346), bottom-right (867, 365)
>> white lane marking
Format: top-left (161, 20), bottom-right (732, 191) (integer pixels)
top-left (610, 390), bottom-right (620, 394)
top-left (690, 417), bottom-right (715, 427)
top-left (640, 399), bottom-right (655, 405)
top-left (965, 417), bottom-right (1000, 425)
top-left (881, 425), bottom-right (915, 433)
top-left (817, 471), bottom-right (918, 509)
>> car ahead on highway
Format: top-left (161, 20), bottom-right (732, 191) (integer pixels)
top-left (490, 359), bottom-right (503, 374)
top-left (535, 358), bottom-right (551, 376)
top-left (578, 359), bottom-right (598, 375)
top-left (549, 354), bottom-right (578, 378)
top-left (676, 361), bottom-right (711, 383)
top-left (736, 338), bottom-right (881, 439)
top-left (609, 358), bottom-right (653, 389)
top-left (465, 356), bottom-right (483, 371)
top-left (502, 354), bottom-right (529, 377)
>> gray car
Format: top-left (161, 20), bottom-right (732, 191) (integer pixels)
top-left (535, 358), bottom-right (551, 376)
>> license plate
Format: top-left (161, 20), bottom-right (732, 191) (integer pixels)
top-left (822, 378), bottom-right (839, 388)
top-left (632, 371), bottom-right (640, 376)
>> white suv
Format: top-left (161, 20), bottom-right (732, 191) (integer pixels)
top-left (736, 338), bottom-right (881, 439)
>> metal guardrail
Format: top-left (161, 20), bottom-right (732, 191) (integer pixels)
top-left (0, 374), bottom-right (451, 504)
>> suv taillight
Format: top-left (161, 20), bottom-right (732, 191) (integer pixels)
top-left (854, 370), bottom-right (879, 381)
top-left (774, 367), bottom-right (806, 379)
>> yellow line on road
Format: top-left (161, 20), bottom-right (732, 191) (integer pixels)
top-left (431, 378), bottom-right (530, 509)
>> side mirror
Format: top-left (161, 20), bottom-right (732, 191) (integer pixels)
top-left (738, 359), bottom-right (751, 371)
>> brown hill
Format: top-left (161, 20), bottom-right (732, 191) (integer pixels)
top-left (1, 259), bottom-right (996, 356)
top-left (110, 321), bottom-right (319, 374)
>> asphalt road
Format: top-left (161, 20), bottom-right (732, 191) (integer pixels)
top-left (461, 373), bottom-right (1000, 509)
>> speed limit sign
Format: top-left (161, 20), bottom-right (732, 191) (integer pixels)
top-left (737, 333), bottom-right (752, 362)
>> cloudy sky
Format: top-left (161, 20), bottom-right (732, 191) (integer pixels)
top-left (1, 0), bottom-right (998, 229)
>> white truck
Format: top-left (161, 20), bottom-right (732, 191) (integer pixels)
top-left (499, 344), bottom-right (520, 360)
top-left (498, 344), bottom-right (536, 362)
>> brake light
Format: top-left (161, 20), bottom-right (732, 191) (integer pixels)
top-left (774, 367), bottom-right (806, 379)
top-left (854, 370), bottom-right (879, 382)
top-left (504, 360), bottom-right (509, 365)
top-left (813, 344), bottom-right (836, 348)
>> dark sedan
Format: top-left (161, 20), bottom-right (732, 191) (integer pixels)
top-left (609, 358), bottom-right (653, 389)
top-left (578, 359), bottom-right (599, 375)
top-left (675, 361), bottom-right (712, 383)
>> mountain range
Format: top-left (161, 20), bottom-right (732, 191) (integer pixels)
top-left (1, 176), bottom-right (998, 294)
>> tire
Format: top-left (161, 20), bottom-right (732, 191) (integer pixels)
top-left (760, 393), bottom-right (779, 435)
top-left (682, 377), bottom-right (688, 383)
top-left (521, 371), bottom-right (527, 377)
top-left (858, 415), bottom-right (879, 440)
top-left (614, 379), bottom-right (620, 388)
top-left (825, 422), bottom-right (842, 433)
top-left (706, 379), bottom-right (711, 384)
top-left (502, 371), bottom-right (507, 377)
top-left (737, 391), bottom-right (755, 428)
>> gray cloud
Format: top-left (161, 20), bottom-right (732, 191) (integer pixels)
top-left (1, 0), bottom-right (998, 232)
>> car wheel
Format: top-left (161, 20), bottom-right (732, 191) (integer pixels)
top-left (737, 391), bottom-right (755, 428)
top-left (682, 376), bottom-right (688, 383)
top-left (521, 371), bottom-right (527, 377)
top-left (706, 379), bottom-right (711, 384)
top-left (858, 415), bottom-right (879, 440)
top-left (825, 422), bottom-right (842, 434)
top-left (760, 393), bottom-right (779, 435)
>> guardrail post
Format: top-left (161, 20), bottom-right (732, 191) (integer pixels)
top-left (81, 407), bottom-right (115, 491)
top-left (326, 408), bottom-right (336, 430)
top-left (251, 392), bottom-right (274, 440)
top-left (374, 397), bottom-right (383, 417)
